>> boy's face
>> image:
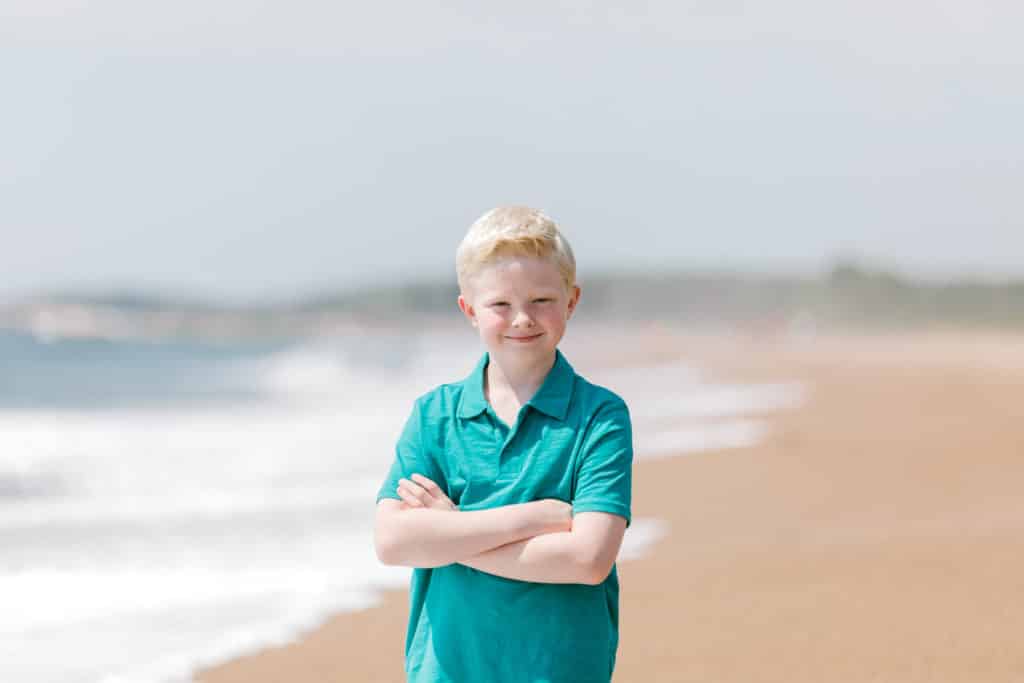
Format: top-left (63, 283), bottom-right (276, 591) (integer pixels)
top-left (457, 256), bottom-right (580, 364)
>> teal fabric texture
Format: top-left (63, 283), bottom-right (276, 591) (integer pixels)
top-left (377, 348), bottom-right (634, 683)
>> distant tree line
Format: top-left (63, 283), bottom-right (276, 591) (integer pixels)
top-left (293, 261), bottom-right (1024, 328)
top-left (14, 261), bottom-right (1024, 332)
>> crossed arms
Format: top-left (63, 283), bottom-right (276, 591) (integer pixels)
top-left (374, 474), bottom-right (627, 585)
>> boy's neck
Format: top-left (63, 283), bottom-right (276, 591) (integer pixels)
top-left (484, 350), bottom-right (557, 405)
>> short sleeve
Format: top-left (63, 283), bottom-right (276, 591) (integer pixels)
top-left (376, 398), bottom-right (445, 504)
top-left (572, 399), bottom-right (633, 528)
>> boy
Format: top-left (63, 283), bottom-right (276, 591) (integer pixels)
top-left (375, 206), bottom-right (633, 683)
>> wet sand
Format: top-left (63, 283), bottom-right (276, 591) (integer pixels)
top-left (196, 329), bottom-right (1024, 682)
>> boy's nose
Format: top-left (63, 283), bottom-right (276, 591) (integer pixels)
top-left (512, 310), bottom-right (535, 328)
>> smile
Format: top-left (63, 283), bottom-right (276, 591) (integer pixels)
top-left (505, 333), bottom-right (543, 342)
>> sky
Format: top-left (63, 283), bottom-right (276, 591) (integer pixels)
top-left (2, 1), bottom-right (1022, 304)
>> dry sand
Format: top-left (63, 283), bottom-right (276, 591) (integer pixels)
top-left (196, 329), bottom-right (1024, 682)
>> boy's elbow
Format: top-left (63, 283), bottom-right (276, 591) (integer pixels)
top-left (581, 558), bottom-right (614, 585)
top-left (575, 543), bottom-right (615, 585)
top-left (374, 499), bottom-right (406, 565)
top-left (375, 531), bottom-right (400, 566)
top-left (372, 528), bottom-right (395, 565)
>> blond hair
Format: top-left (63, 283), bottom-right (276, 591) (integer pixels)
top-left (455, 206), bottom-right (576, 292)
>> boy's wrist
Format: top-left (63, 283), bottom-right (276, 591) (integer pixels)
top-left (522, 499), bottom-right (573, 536)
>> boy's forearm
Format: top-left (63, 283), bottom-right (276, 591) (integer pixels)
top-left (377, 500), bottom-right (560, 568)
top-left (458, 531), bottom-right (598, 584)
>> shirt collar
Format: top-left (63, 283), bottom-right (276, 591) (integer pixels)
top-left (457, 348), bottom-right (576, 421)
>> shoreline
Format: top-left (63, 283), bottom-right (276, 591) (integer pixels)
top-left (195, 329), bottom-right (1024, 682)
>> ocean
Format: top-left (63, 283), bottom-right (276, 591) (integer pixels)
top-left (0, 324), bottom-right (802, 682)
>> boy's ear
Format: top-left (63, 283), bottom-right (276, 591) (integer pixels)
top-left (457, 294), bottom-right (477, 327)
top-left (566, 285), bottom-right (581, 319)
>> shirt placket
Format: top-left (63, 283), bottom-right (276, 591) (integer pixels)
top-left (489, 406), bottom-right (529, 480)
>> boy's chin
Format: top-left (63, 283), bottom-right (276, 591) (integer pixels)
top-left (491, 336), bottom-right (560, 356)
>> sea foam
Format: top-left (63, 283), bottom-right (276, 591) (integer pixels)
top-left (0, 329), bottom-right (802, 683)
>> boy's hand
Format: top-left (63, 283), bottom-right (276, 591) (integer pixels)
top-left (538, 499), bottom-right (574, 534)
top-left (395, 474), bottom-right (572, 534)
top-left (397, 474), bottom-right (457, 511)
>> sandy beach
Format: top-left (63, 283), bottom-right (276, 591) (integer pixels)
top-left (195, 329), bottom-right (1024, 682)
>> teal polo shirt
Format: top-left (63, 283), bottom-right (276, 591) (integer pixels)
top-left (377, 348), bottom-right (634, 683)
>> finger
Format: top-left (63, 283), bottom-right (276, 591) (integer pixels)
top-left (410, 474), bottom-right (442, 494)
top-left (398, 477), bottom-right (427, 499)
top-left (411, 474), bottom-right (456, 509)
top-left (396, 485), bottom-right (423, 507)
top-left (413, 480), bottom-right (447, 508)
top-left (397, 478), bottom-right (427, 501)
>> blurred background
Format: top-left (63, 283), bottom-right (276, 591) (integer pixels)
top-left (2, 2), bottom-right (1021, 682)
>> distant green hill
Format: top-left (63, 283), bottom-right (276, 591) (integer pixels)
top-left (288, 262), bottom-right (1024, 328)
top-left (14, 262), bottom-right (1024, 331)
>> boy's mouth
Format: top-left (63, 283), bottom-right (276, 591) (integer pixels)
top-left (505, 333), bottom-right (543, 342)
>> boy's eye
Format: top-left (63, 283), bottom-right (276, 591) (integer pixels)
top-left (533, 298), bottom-right (552, 303)
top-left (491, 302), bottom-right (509, 307)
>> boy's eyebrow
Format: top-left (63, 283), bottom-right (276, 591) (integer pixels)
top-left (485, 291), bottom-right (560, 302)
